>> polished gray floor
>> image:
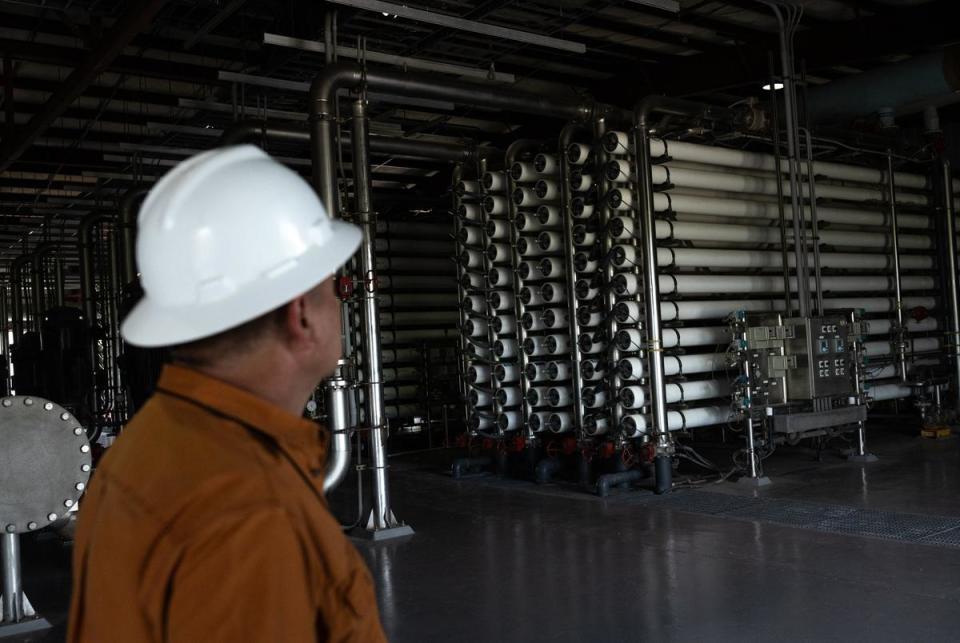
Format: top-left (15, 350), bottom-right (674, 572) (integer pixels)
top-left (9, 426), bottom-right (960, 642)
top-left (354, 427), bottom-right (960, 643)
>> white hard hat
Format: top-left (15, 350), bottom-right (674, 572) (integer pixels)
top-left (121, 144), bottom-right (361, 348)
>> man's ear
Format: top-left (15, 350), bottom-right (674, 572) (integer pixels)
top-left (282, 296), bottom-right (311, 342)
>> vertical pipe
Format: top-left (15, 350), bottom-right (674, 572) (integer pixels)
top-left (2, 533), bottom-right (22, 623)
top-left (742, 356), bottom-right (759, 478)
top-left (451, 163), bottom-right (471, 426)
top-left (0, 286), bottom-right (7, 394)
top-left (768, 55), bottom-right (793, 317)
top-left (596, 117), bottom-right (620, 433)
top-left (351, 97), bottom-right (392, 531)
top-left (770, 4), bottom-right (811, 317)
top-left (558, 123), bottom-right (585, 434)
top-left (633, 114), bottom-right (672, 493)
top-left (802, 128), bottom-right (825, 315)
top-left (322, 362), bottom-right (353, 493)
top-left (886, 152), bottom-right (907, 383)
top-left (54, 258), bottom-right (64, 307)
top-left (941, 159), bottom-right (960, 412)
top-left (119, 189), bottom-right (148, 287)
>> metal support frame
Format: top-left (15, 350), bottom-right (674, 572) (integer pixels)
top-left (633, 96), bottom-right (736, 495)
top-left (886, 152), bottom-right (908, 384)
top-left (941, 160), bottom-right (960, 414)
top-left (1, 533), bottom-right (51, 637)
top-left (350, 96), bottom-right (413, 540)
top-left (558, 123), bottom-right (586, 436)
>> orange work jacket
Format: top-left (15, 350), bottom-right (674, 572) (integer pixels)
top-left (67, 364), bottom-right (386, 643)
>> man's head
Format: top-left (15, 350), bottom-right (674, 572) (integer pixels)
top-left (170, 277), bottom-right (343, 382)
top-left (121, 145), bottom-right (360, 397)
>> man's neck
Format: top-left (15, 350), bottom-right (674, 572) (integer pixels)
top-left (188, 353), bottom-right (312, 417)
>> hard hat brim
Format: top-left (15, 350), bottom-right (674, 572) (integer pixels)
top-left (120, 220), bottom-right (362, 348)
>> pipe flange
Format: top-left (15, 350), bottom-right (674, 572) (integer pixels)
top-left (0, 397), bottom-right (92, 534)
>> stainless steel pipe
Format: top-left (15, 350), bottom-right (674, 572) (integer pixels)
top-left (942, 159), bottom-right (960, 412)
top-left (2, 533), bottom-right (22, 623)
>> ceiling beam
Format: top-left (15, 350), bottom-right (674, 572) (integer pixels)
top-left (0, 0), bottom-right (171, 172)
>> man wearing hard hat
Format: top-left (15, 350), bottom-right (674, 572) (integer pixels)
top-left (67, 146), bottom-right (386, 642)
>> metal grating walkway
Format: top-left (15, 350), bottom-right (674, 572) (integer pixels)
top-left (622, 489), bottom-right (960, 547)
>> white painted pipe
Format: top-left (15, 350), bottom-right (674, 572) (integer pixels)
top-left (482, 171), bottom-right (506, 192)
top-left (520, 286), bottom-right (546, 307)
top-left (486, 242), bottom-right (511, 264)
top-left (495, 363), bottom-right (521, 383)
top-left (461, 295), bottom-right (485, 312)
top-left (615, 328), bottom-right (644, 352)
top-left (461, 272), bottom-right (484, 289)
top-left (540, 282), bottom-right (567, 304)
top-left (491, 315), bottom-right (516, 335)
top-left (460, 249), bottom-right (484, 269)
top-left (534, 153), bottom-right (559, 175)
top-left (583, 415), bottom-right (611, 436)
top-left (571, 196), bottom-right (595, 218)
top-left (658, 220), bottom-right (933, 250)
top-left (605, 159), bottom-right (634, 183)
top-left (529, 411), bottom-right (552, 433)
top-left (469, 389), bottom-right (492, 407)
top-left (516, 211), bottom-right (546, 232)
top-left (510, 162), bottom-right (538, 182)
top-left (542, 307), bottom-right (568, 328)
top-left (581, 359), bottom-right (605, 381)
top-left (571, 170), bottom-right (594, 192)
top-left (566, 143), bottom-right (591, 166)
top-left (548, 386), bottom-right (573, 407)
top-left (458, 203), bottom-right (482, 221)
top-left (621, 405), bottom-right (728, 437)
top-left (468, 415), bottom-right (495, 431)
top-left (517, 260), bottom-right (546, 281)
top-left (582, 387), bottom-right (607, 408)
top-left (522, 311), bottom-right (547, 331)
top-left (663, 353), bottom-right (730, 376)
top-left (867, 317), bottom-right (938, 335)
top-left (866, 383), bottom-right (912, 401)
top-left (653, 193), bottom-right (931, 229)
top-left (380, 328), bottom-right (458, 343)
top-left (538, 257), bottom-right (564, 279)
top-left (517, 236), bottom-right (549, 257)
top-left (575, 279), bottom-right (600, 300)
top-left (527, 387), bottom-right (551, 407)
top-left (548, 412), bottom-right (574, 433)
top-left (578, 332), bottom-right (605, 354)
top-left (358, 384), bottom-right (418, 403)
top-left (649, 138), bottom-right (932, 191)
top-left (495, 339), bottom-right (519, 359)
top-left (455, 180), bottom-right (480, 197)
top-left (496, 387), bottom-right (522, 407)
top-left (574, 252), bottom-right (599, 272)
top-left (864, 337), bottom-right (941, 357)
top-left (572, 225), bottom-right (597, 246)
top-left (662, 246), bottom-right (933, 271)
top-left (537, 205), bottom-right (562, 227)
top-left (464, 317), bottom-right (488, 337)
top-left (382, 367), bottom-right (420, 382)
top-left (602, 131), bottom-right (630, 155)
top-left (513, 187), bottom-right (542, 206)
top-left (546, 334), bottom-right (569, 354)
top-left (526, 362), bottom-right (551, 382)
top-left (486, 219), bottom-right (510, 239)
top-left (487, 267), bottom-right (511, 287)
top-left (612, 273), bottom-right (641, 297)
top-left (547, 361), bottom-right (571, 380)
top-left (523, 336), bottom-right (549, 357)
top-left (618, 357), bottom-right (645, 381)
top-left (537, 231), bottom-right (564, 252)
top-left (653, 164), bottom-right (930, 206)
top-left (659, 296), bottom-right (937, 321)
top-left (498, 411), bottom-right (522, 432)
top-left (577, 307), bottom-right (604, 327)
top-left (483, 195), bottom-right (508, 215)
top-left (535, 179), bottom-right (560, 201)
top-left (489, 291), bottom-right (514, 311)
top-left (659, 274), bottom-right (935, 295)
top-left (620, 380), bottom-right (731, 408)
top-left (662, 326), bottom-right (729, 348)
top-left (468, 364), bottom-right (491, 384)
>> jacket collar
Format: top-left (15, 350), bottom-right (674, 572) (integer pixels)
top-left (155, 364), bottom-right (329, 459)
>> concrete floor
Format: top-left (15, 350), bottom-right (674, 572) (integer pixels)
top-left (8, 424), bottom-right (960, 642)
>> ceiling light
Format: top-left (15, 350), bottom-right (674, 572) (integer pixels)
top-left (762, 82), bottom-right (785, 91)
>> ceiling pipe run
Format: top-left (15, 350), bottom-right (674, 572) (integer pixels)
top-left (308, 62), bottom-right (611, 215)
top-left (806, 46), bottom-right (960, 124)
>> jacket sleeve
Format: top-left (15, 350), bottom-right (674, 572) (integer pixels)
top-left (166, 506), bottom-right (317, 642)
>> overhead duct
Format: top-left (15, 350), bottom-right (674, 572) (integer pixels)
top-left (806, 46), bottom-right (960, 124)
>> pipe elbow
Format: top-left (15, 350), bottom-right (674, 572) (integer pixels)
top-left (219, 120), bottom-right (265, 146)
top-left (309, 63), bottom-right (363, 118)
top-left (323, 430), bottom-right (351, 494)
